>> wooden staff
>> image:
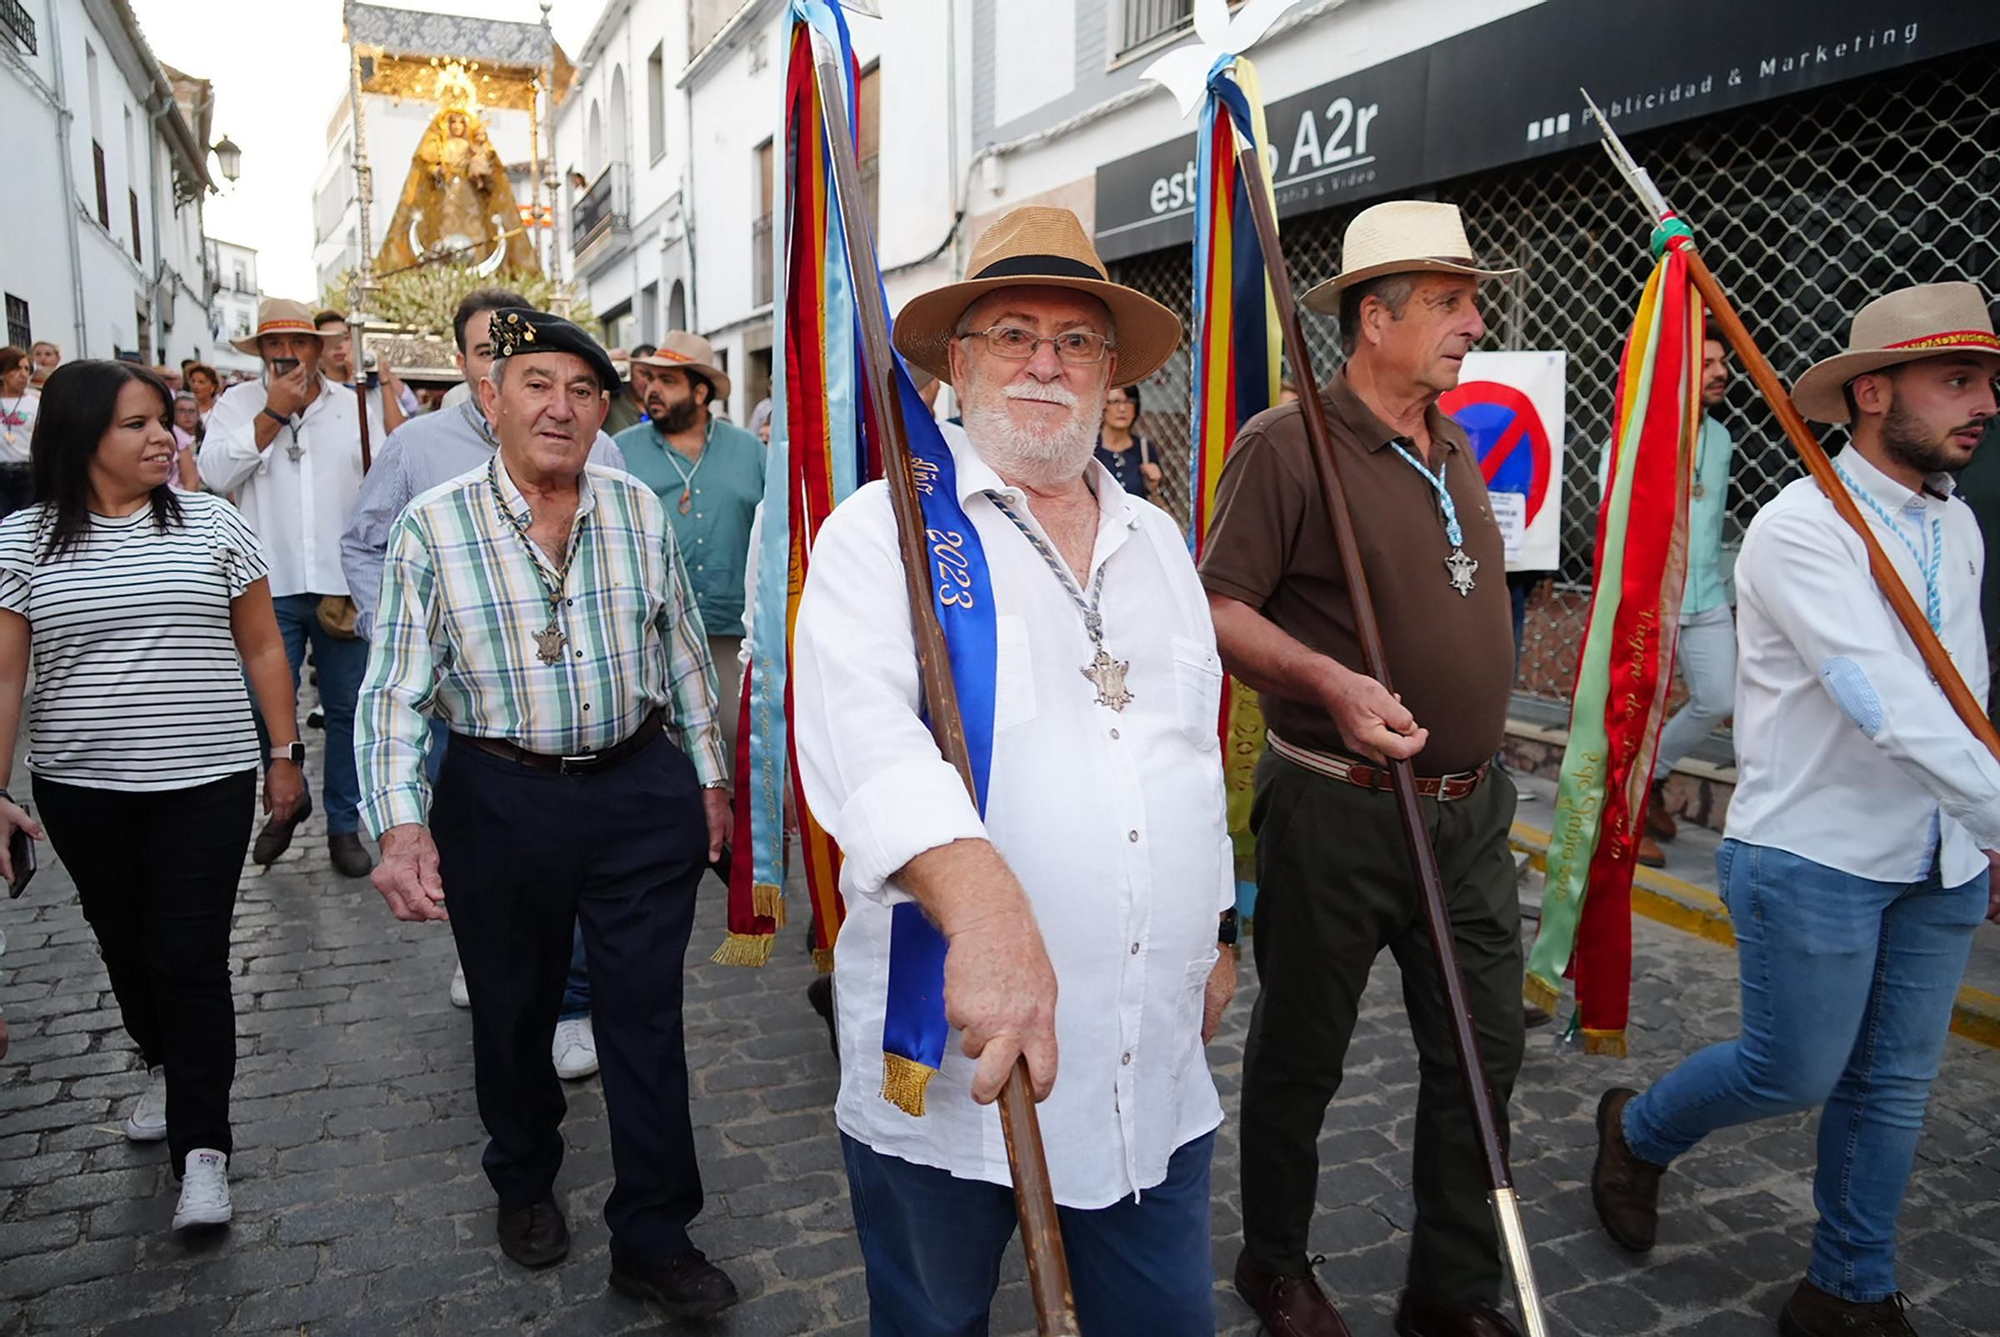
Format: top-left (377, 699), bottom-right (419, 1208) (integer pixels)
top-left (1582, 93), bottom-right (2000, 763)
top-left (1234, 145), bottom-right (1551, 1337)
top-left (806, 29), bottom-right (1080, 1337)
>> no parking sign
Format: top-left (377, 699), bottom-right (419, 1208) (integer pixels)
top-left (1439, 351), bottom-right (1567, 572)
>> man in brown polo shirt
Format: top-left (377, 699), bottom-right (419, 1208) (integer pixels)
top-left (1202, 200), bottom-right (1526, 1337)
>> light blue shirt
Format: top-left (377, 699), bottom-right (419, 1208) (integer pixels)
top-left (1682, 416), bottom-right (1735, 618)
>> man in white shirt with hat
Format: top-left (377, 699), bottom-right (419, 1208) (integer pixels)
top-left (792, 205), bottom-right (1235, 1335)
top-left (203, 297), bottom-right (383, 879)
top-left (1592, 281), bottom-right (2000, 1337)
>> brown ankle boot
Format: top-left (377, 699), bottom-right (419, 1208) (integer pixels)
top-left (1635, 834), bottom-right (1667, 868)
top-left (1644, 779), bottom-right (1678, 841)
top-left (1591, 1088), bottom-right (1666, 1251)
top-left (1778, 1279), bottom-right (1918, 1336)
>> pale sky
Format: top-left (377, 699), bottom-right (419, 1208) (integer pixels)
top-left (132, 0), bottom-right (605, 300)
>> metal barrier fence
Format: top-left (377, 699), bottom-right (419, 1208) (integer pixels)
top-left (1114, 49), bottom-right (2000, 721)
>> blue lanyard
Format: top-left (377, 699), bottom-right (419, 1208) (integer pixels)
top-left (1834, 461), bottom-right (1943, 634)
top-left (1387, 440), bottom-right (1464, 547)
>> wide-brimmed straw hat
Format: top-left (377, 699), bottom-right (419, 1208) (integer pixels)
top-left (1791, 282), bottom-right (2000, 424)
top-left (634, 330), bottom-right (731, 401)
top-left (230, 298), bottom-right (332, 356)
top-left (1302, 200), bottom-right (1520, 314)
top-left (893, 206), bottom-right (1182, 388)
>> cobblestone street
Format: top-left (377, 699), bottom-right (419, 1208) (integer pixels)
top-left (2, 749), bottom-right (1997, 1336)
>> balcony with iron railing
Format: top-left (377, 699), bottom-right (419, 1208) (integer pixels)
top-left (571, 164), bottom-right (630, 274)
top-left (1, 0), bottom-right (35, 55)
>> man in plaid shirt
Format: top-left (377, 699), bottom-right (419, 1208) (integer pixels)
top-left (354, 309), bottom-right (739, 1318)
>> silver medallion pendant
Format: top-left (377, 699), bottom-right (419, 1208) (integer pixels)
top-left (1445, 547), bottom-right (1479, 597)
top-left (1081, 646), bottom-right (1135, 712)
top-left (533, 621), bottom-right (568, 666)
top-left (286, 442), bottom-right (305, 463)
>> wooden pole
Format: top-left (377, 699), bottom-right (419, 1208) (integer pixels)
top-left (806, 30), bottom-right (1080, 1337)
top-left (1234, 144), bottom-right (1550, 1337)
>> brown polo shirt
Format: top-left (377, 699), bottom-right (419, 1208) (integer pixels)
top-left (1198, 369), bottom-right (1515, 776)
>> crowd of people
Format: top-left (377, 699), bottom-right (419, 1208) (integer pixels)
top-left (0, 195), bottom-right (1994, 1337)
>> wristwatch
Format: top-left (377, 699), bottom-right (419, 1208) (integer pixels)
top-left (702, 779), bottom-right (731, 791)
top-left (272, 742), bottom-right (306, 764)
top-left (1217, 908), bottom-right (1240, 947)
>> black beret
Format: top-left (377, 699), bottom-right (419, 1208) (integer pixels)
top-left (487, 308), bottom-right (621, 394)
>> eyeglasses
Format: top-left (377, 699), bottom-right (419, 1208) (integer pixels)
top-left (958, 325), bottom-right (1114, 366)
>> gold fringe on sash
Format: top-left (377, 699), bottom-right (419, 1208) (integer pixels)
top-left (1523, 975), bottom-right (1561, 1015)
top-left (751, 881), bottom-right (788, 926)
top-left (709, 933), bottom-right (775, 967)
top-left (880, 1053), bottom-right (937, 1117)
top-left (1582, 1028), bottom-right (1628, 1058)
top-left (811, 946), bottom-right (836, 974)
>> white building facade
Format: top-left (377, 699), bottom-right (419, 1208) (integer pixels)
top-left (0, 0), bottom-right (221, 365)
top-left (204, 238), bottom-right (260, 374)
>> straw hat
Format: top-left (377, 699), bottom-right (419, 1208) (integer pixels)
top-left (1302, 200), bottom-right (1520, 314)
top-left (230, 297), bottom-right (332, 355)
top-left (634, 330), bottom-right (731, 401)
top-left (893, 206), bottom-right (1183, 388)
top-left (1791, 282), bottom-right (2000, 424)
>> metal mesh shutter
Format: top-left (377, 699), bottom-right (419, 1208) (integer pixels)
top-left (1114, 49), bottom-right (2000, 722)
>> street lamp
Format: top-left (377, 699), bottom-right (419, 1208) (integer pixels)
top-left (211, 135), bottom-right (243, 184)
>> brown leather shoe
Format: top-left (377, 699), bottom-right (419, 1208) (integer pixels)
top-left (1233, 1249), bottom-right (1353, 1337)
top-left (251, 794), bottom-right (313, 865)
top-left (1635, 834), bottom-right (1667, 868)
top-left (1645, 779), bottom-right (1678, 841)
top-left (1394, 1291), bottom-right (1522, 1337)
top-left (1591, 1087), bottom-right (1666, 1252)
top-left (1778, 1279), bottom-right (1918, 1336)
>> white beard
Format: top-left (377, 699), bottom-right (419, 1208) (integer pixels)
top-left (961, 379), bottom-right (1104, 489)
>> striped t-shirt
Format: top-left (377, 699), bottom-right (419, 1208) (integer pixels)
top-left (0, 492), bottom-right (270, 790)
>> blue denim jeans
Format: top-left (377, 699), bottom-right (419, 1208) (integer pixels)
top-left (1623, 840), bottom-right (1986, 1302)
top-left (251, 593), bottom-right (369, 836)
top-left (842, 1131), bottom-right (1216, 1336)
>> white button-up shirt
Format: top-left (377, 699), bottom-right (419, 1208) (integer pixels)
top-left (1727, 446), bottom-right (2000, 885)
top-left (793, 437), bottom-right (1232, 1210)
top-left (202, 376), bottom-right (382, 598)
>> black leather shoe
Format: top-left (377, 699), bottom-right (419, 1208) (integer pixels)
top-left (1395, 1291), bottom-right (1522, 1336)
top-left (251, 794), bottom-right (313, 866)
top-left (610, 1247), bottom-right (741, 1318)
top-left (328, 832), bottom-right (374, 879)
top-left (496, 1197), bottom-right (568, 1269)
top-left (806, 974), bottom-right (837, 1056)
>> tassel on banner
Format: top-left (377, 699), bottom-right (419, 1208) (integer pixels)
top-left (1523, 974), bottom-right (1561, 1016)
top-left (709, 933), bottom-right (776, 968)
top-left (1583, 1028), bottom-right (1630, 1059)
top-left (879, 1053), bottom-right (937, 1117)
top-left (751, 881), bottom-right (788, 926)
top-left (811, 946), bottom-right (836, 975)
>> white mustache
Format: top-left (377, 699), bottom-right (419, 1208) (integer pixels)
top-left (1003, 382), bottom-right (1078, 407)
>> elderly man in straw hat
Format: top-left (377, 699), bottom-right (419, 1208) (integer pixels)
top-left (790, 205), bottom-right (1235, 1334)
top-left (203, 296), bottom-right (385, 879)
top-left (614, 331), bottom-right (765, 755)
top-left (1200, 199), bottom-right (1525, 1337)
top-left (1592, 282), bottom-right (2000, 1337)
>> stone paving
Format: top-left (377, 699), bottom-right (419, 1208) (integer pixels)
top-left (1, 737), bottom-right (1998, 1335)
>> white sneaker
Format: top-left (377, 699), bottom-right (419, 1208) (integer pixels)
top-left (172, 1149), bottom-right (231, 1229)
top-left (552, 1016), bottom-right (599, 1080)
top-left (450, 961), bottom-right (471, 1009)
top-left (124, 1066), bottom-right (168, 1143)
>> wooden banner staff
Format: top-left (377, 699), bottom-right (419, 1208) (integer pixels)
top-left (346, 37), bottom-right (376, 475)
top-left (1582, 92), bottom-right (2000, 763)
top-left (806, 28), bottom-right (1081, 1337)
top-left (1233, 146), bottom-right (1551, 1336)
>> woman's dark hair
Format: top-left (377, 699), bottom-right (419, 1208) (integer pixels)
top-left (0, 346), bottom-right (25, 379)
top-left (187, 362), bottom-right (219, 391)
top-left (31, 360), bottom-right (183, 559)
top-left (1108, 382), bottom-right (1142, 413)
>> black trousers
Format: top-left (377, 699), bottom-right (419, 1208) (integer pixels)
top-left (33, 769), bottom-right (256, 1170)
top-left (1239, 753), bottom-right (1525, 1310)
top-left (433, 729), bottom-right (708, 1263)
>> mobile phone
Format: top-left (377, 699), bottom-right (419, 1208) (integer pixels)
top-left (7, 823), bottom-right (34, 899)
top-left (269, 357), bottom-right (301, 379)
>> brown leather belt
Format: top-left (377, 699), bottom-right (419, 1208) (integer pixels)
top-left (1267, 731), bottom-right (1487, 802)
top-left (458, 710), bottom-right (663, 776)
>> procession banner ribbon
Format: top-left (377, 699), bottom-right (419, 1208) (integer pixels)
top-left (1190, 56), bottom-right (1281, 920)
top-left (1525, 232), bottom-right (1699, 1056)
top-left (713, 3), bottom-right (871, 969)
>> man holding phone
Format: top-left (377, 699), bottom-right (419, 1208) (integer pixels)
top-left (202, 298), bottom-right (383, 879)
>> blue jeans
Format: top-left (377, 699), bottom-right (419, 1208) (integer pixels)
top-left (251, 593), bottom-right (369, 836)
top-left (841, 1131), bottom-right (1216, 1337)
top-left (1623, 840), bottom-right (1986, 1302)
top-left (428, 722), bottom-right (591, 1019)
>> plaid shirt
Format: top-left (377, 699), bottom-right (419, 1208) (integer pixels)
top-left (356, 455), bottom-right (726, 836)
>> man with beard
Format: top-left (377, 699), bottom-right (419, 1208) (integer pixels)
top-left (1592, 282), bottom-right (2000, 1337)
top-left (614, 333), bottom-right (763, 750)
top-left (790, 206), bottom-right (1233, 1334)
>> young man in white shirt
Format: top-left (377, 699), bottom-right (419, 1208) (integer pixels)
top-left (1592, 282), bottom-right (2000, 1337)
top-left (792, 207), bottom-right (1232, 1335)
top-left (201, 298), bottom-right (384, 879)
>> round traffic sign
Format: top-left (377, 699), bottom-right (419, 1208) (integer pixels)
top-left (1439, 380), bottom-right (1553, 527)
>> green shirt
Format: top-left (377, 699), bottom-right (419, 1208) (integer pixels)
top-left (613, 416), bottom-right (766, 636)
top-left (1681, 416), bottom-right (1735, 617)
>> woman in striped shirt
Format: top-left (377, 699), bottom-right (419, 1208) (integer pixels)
top-left (0, 361), bottom-right (304, 1232)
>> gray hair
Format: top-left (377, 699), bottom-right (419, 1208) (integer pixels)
top-left (1336, 273), bottom-right (1418, 356)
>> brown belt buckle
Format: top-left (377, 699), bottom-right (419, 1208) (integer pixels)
top-left (558, 751), bottom-right (599, 776)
